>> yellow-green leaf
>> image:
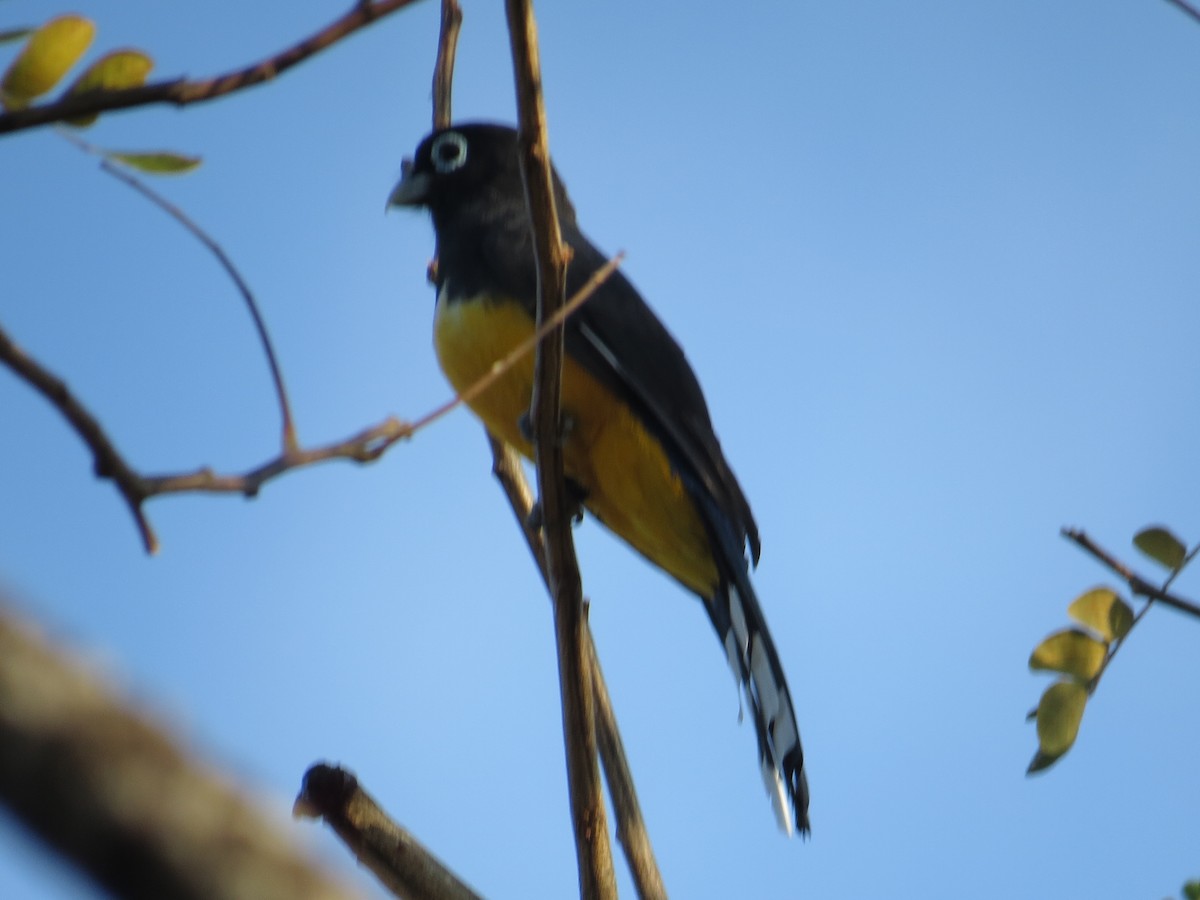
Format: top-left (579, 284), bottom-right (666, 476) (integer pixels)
top-left (1029, 628), bottom-right (1107, 680)
top-left (0, 14), bottom-right (95, 109)
top-left (0, 28), bottom-right (34, 46)
top-left (1035, 680), bottom-right (1087, 758)
top-left (1068, 587), bottom-right (1135, 642)
top-left (1026, 748), bottom-right (1061, 775)
top-left (1133, 526), bottom-right (1187, 571)
top-left (65, 48), bottom-right (153, 127)
top-left (106, 151), bottom-right (202, 175)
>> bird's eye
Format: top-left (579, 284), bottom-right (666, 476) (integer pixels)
top-left (431, 131), bottom-right (468, 173)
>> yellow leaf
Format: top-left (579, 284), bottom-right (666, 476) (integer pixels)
top-left (1, 14), bottom-right (95, 109)
top-left (1133, 525), bottom-right (1187, 571)
top-left (107, 151), bottom-right (202, 175)
top-left (65, 49), bottom-right (154, 127)
top-left (1035, 680), bottom-right (1087, 758)
top-left (1067, 587), bottom-right (1135, 642)
top-left (1028, 628), bottom-right (1107, 680)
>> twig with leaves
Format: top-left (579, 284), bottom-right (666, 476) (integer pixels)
top-left (0, 1), bottom-right (424, 134)
top-left (502, 1), bottom-right (617, 898)
top-left (1026, 524), bottom-right (1198, 773)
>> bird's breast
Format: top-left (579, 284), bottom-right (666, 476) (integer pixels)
top-left (433, 288), bottom-right (718, 596)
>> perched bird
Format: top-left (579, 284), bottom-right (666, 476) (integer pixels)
top-left (388, 123), bottom-right (809, 835)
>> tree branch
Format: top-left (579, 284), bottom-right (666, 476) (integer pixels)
top-left (0, 601), bottom-right (363, 900)
top-left (1061, 528), bottom-right (1200, 620)
top-left (487, 435), bottom-right (666, 900)
top-left (58, 129), bottom-right (301, 453)
top-left (504, 2), bottom-right (616, 898)
top-left (295, 764), bottom-right (482, 900)
top-left (0, 0), bottom-right (426, 136)
top-left (431, 0), bottom-right (462, 131)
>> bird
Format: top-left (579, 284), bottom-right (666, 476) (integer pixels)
top-left (388, 122), bottom-right (809, 835)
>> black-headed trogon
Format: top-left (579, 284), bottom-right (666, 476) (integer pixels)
top-left (388, 123), bottom-right (810, 835)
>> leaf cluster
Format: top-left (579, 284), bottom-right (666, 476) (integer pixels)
top-left (1026, 526), bottom-right (1192, 772)
top-left (1, 13), bottom-right (197, 173)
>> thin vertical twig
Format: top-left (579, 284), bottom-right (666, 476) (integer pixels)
top-left (488, 435), bottom-right (666, 898)
top-left (432, 0), bottom-right (462, 130)
top-left (503, 1), bottom-right (616, 897)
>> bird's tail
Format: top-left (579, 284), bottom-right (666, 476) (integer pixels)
top-left (709, 573), bottom-right (810, 835)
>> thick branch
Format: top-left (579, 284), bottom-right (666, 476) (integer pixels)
top-left (0, 0), bottom-right (425, 136)
top-left (1061, 528), bottom-right (1200, 619)
top-left (504, 2), bottom-right (615, 897)
top-left (0, 602), bottom-right (362, 900)
top-left (296, 765), bottom-right (482, 900)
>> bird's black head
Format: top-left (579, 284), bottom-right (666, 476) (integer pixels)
top-left (388, 123), bottom-right (523, 223)
top-left (387, 122), bottom-right (575, 233)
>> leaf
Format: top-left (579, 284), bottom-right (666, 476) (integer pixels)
top-left (1035, 680), bottom-right (1087, 758)
top-left (1026, 748), bottom-right (1061, 775)
top-left (0, 14), bottom-right (95, 109)
top-left (64, 48), bottom-right (153, 127)
top-left (1183, 881), bottom-right (1200, 900)
top-left (0, 27), bottom-right (34, 46)
top-left (106, 151), bottom-right (202, 175)
top-left (1068, 587), bottom-right (1135, 642)
top-left (1133, 526), bottom-right (1187, 571)
top-left (1029, 628), bottom-right (1107, 681)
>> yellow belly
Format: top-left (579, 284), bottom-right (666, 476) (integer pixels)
top-left (434, 291), bottom-right (718, 596)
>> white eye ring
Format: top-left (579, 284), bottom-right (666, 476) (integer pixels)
top-left (431, 131), bottom-right (468, 173)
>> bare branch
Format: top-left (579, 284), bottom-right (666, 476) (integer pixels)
top-left (587, 638), bottom-right (668, 900)
top-left (0, 0), bottom-right (426, 136)
top-left (295, 764), bottom-right (482, 900)
top-left (0, 316), bottom-right (411, 551)
top-left (0, 323), bottom-right (159, 551)
top-left (0, 601), bottom-right (363, 900)
top-left (57, 129), bottom-right (300, 453)
top-left (487, 436), bottom-right (666, 899)
top-left (1061, 528), bottom-right (1200, 620)
top-left (432, 0), bottom-right (463, 130)
top-left (1, 241), bottom-right (611, 553)
top-left (504, 1), bottom-right (616, 896)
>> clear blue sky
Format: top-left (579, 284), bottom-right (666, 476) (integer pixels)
top-left (2, 1), bottom-right (1198, 897)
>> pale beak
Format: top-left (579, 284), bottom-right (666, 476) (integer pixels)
top-left (386, 158), bottom-right (431, 210)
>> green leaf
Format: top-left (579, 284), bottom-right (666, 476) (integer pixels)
top-left (0, 14), bottom-right (95, 109)
top-left (1026, 748), bottom-right (1061, 775)
top-left (1133, 526), bottom-right (1187, 571)
top-left (0, 27), bottom-right (34, 46)
top-left (1183, 880), bottom-right (1200, 900)
top-left (106, 151), bottom-right (202, 175)
top-left (1029, 628), bottom-right (1107, 681)
top-left (1035, 680), bottom-right (1087, 758)
top-left (64, 48), bottom-right (153, 127)
top-left (1068, 587), bottom-right (1135, 642)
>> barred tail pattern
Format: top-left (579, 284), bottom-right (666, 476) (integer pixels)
top-left (712, 579), bottom-right (810, 835)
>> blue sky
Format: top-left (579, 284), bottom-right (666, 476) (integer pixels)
top-left (2, 0), bottom-right (1199, 897)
